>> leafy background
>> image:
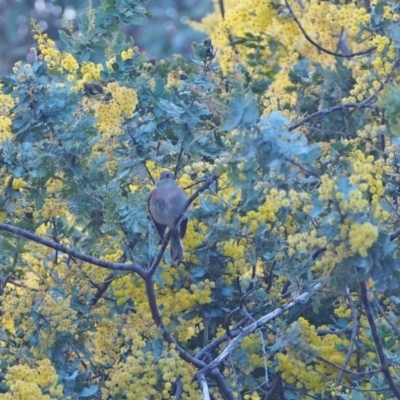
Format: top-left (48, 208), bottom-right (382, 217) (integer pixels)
top-left (1, 0), bottom-right (400, 399)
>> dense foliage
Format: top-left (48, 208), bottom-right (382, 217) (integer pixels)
top-left (1, 0), bottom-right (400, 399)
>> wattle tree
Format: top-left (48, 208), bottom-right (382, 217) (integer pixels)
top-left (1, 0), bottom-right (400, 399)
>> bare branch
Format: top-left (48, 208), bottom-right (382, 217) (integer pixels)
top-left (0, 223), bottom-right (146, 278)
top-left (317, 327), bottom-right (352, 336)
top-left (288, 96), bottom-right (375, 131)
top-left (198, 283), bottom-right (323, 376)
top-left (284, 0), bottom-right (376, 58)
top-left (316, 356), bottom-right (381, 378)
top-left (218, 0), bottom-right (225, 20)
top-left (390, 227), bottom-right (400, 241)
top-left (285, 156), bottom-right (320, 178)
top-left (198, 372), bottom-right (211, 400)
top-left (359, 280), bottom-right (400, 398)
top-left (373, 297), bottom-right (400, 338)
top-left (336, 287), bottom-right (358, 385)
top-left (143, 276), bottom-right (204, 367)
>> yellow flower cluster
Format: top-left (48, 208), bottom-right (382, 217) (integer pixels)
top-left (192, 0), bottom-right (373, 117)
top-left (383, 5), bottom-right (400, 21)
top-left (40, 197), bottom-right (69, 219)
top-left (1, 286), bottom-right (33, 336)
top-left (287, 229), bottom-right (327, 257)
top-left (79, 61), bottom-right (103, 82)
top-left (2, 359), bottom-right (63, 400)
top-left (343, 150), bottom-right (389, 219)
top-left (0, 83), bottom-right (15, 141)
top-left (33, 23), bottom-right (78, 75)
top-left (104, 345), bottom-right (199, 399)
top-left (348, 221), bottom-right (379, 257)
top-left (36, 294), bottom-right (78, 352)
top-left (121, 48), bottom-right (134, 60)
top-left (91, 318), bottom-right (125, 365)
top-left (223, 238), bottom-right (246, 259)
top-left (276, 317), bottom-right (355, 396)
top-left (92, 82), bottom-right (138, 137)
top-left (191, 0), bottom-right (275, 74)
top-left (176, 316), bottom-right (203, 342)
top-left (312, 242), bottom-right (351, 274)
top-left (318, 174), bottom-right (335, 201)
top-left (158, 279), bottom-right (215, 320)
top-left (11, 178), bottom-right (25, 190)
top-left (239, 188), bottom-right (284, 232)
top-left (240, 333), bottom-right (267, 371)
top-left (166, 69), bottom-right (185, 90)
top-left (343, 33), bottom-right (395, 103)
top-left (276, 353), bottom-right (324, 394)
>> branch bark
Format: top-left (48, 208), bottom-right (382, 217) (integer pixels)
top-left (288, 96), bottom-right (375, 131)
top-left (198, 283), bottom-right (323, 376)
top-left (0, 223), bottom-right (146, 277)
top-left (284, 0), bottom-right (376, 58)
top-left (336, 287), bottom-right (359, 385)
top-left (359, 280), bottom-right (400, 399)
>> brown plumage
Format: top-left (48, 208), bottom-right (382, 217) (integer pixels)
top-left (148, 171), bottom-right (189, 261)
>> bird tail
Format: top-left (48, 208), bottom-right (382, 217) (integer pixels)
top-left (170, 229), bottom-right (184, 262)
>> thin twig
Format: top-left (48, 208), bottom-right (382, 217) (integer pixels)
top-left (288, 96), bottom-right (375, 131)
top-left (336, 287), bottom-right (359, 385)
top-left (316, 327), bottom-right (352, 336)
top-left (284, 0), bottom-right (376, 58)
top-left (373, 297), bottom-right (400, 338)
top-left (0, 223), bottom-right (145, 277)
top-left (316, 356), bottom-right (381, 378)
top-left (241, 306), bottom-right (269, 385)
top-left (359, 280), bottom-right (400, 399)
top-left (390, 227), bottom-right (400, 241)
top-left (198, 283), bottom-right (323, 376)
top-left (285, 157), bottom-right (320, 178)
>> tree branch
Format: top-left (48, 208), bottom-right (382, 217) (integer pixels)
top-left (198, 372), bottom-right (211, 400)
top-left (316, 356), bottom-right (381, 378)
top-left (336, 287), bottom-right (358, 385)
top-left (359, 280), bottom-right (400, 398)
top-left (143, 276), bottom-right (204, 367)
top-left (144, 276), bottom-right (236, 399)
top-left (284, 0), bottom-right (376, 58)
top-left (0, 223), bottom-right (146, 278)
top-left (198, 283), bottom-right (323, 376)
top-left (373, 296), bottom-right (400, 338)
top-left (288, 96), bottom-right (375, 131)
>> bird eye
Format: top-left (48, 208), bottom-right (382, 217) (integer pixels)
top-left (161, 171), bottom-right (174, 179)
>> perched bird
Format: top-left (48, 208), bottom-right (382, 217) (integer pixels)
top-left (148, 171), bottom-right (189, 261)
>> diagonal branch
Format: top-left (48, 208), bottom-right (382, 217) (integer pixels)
top-left (198, 282), bottom-right (323, 376)
top-left (359, 280), bottom-right (400, 399)
top-left (316, 355), bottom-right (381, 378)
top-left (144, 276), bottom-right (236, 400)
top-left (0, 223), bottom-right (146, 278)
top-left (288, 95), bottom-right (375, 131)
top-left (336, 287), bottom-right (359, 385)
top-left (284, 0), bottom-right (376, 58)
top-left (198, 372), bottom-right (211, 400)
top-left (373, 297), bottom-right (400, 338)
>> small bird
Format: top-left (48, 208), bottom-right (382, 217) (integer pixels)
top-left (148, 171), bottom-right (189, 261)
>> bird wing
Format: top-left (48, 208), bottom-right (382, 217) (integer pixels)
top-left (179, 216), bottom-right (188, 239)
top-left (147, 191), bottom-right (167, 239)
